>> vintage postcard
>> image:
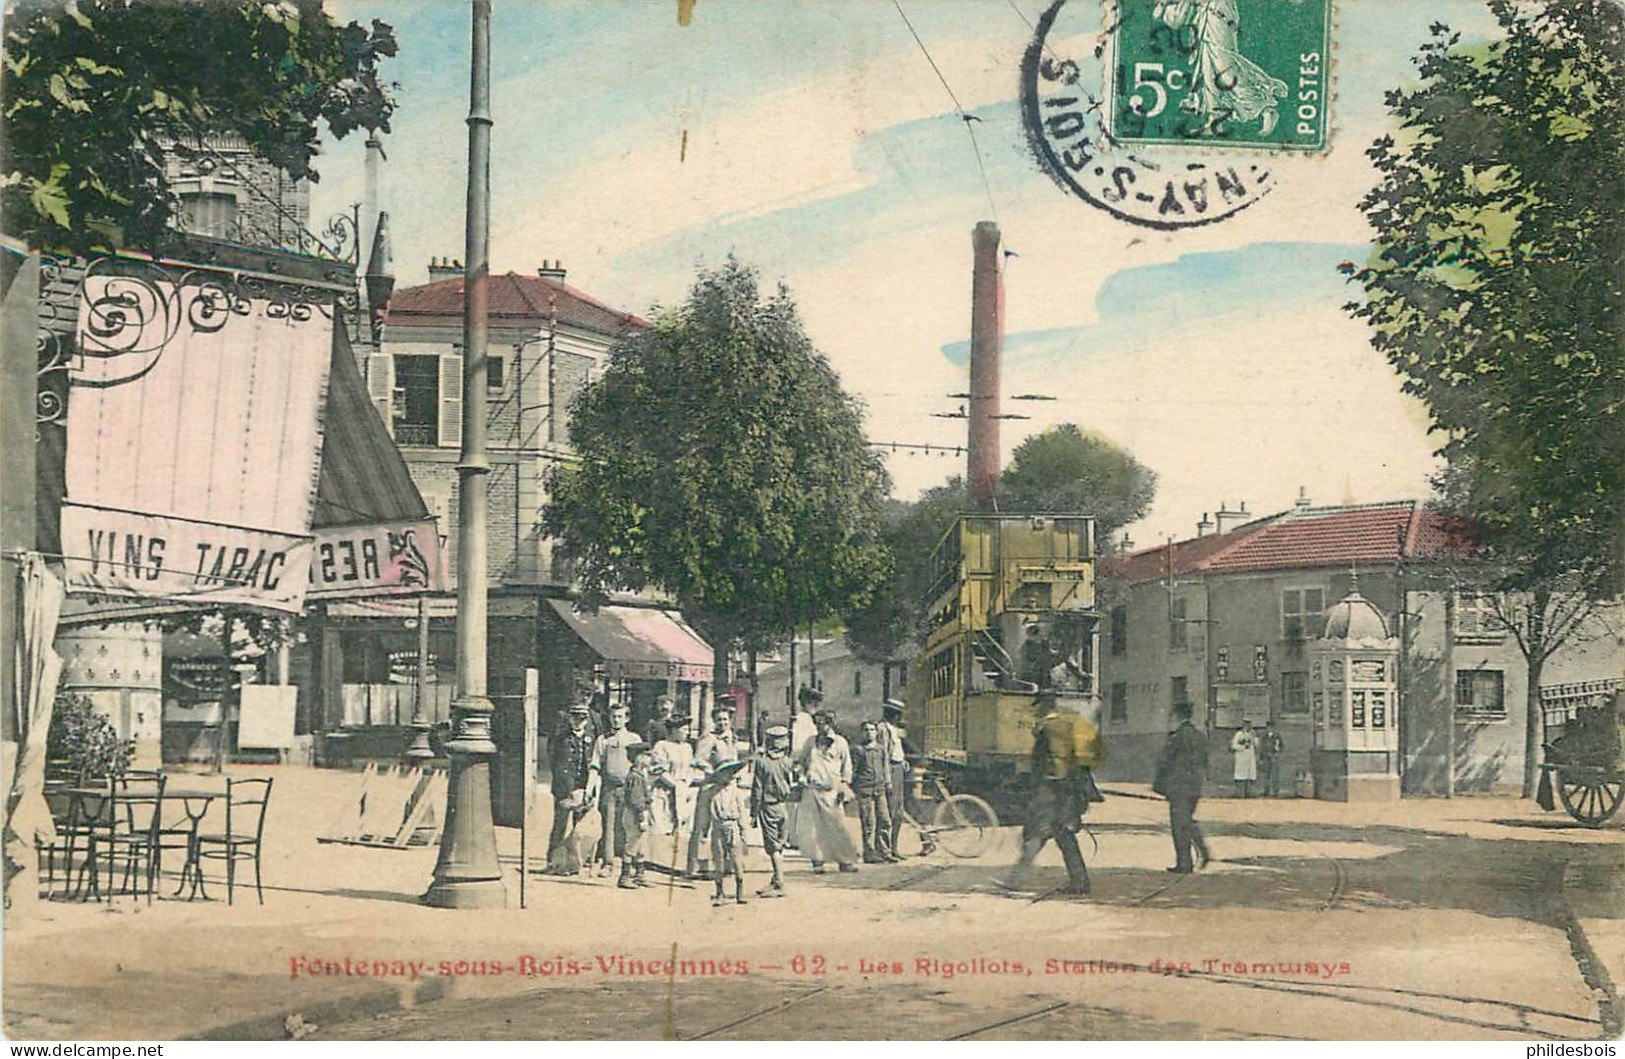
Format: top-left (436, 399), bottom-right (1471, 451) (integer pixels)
top-left (2, 0), bottom-right (1620, 1045)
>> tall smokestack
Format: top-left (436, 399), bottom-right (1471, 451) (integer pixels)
top-left (363, 134), bottom-right (385, 265)
top-left (967, 221), bottom-right (1003, 510)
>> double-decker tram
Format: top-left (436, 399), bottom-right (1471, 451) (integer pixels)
top-left (903, 513), bottom-right (1103, 815)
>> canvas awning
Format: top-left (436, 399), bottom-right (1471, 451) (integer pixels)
top-left (547, 599), bottom-right (713, 683)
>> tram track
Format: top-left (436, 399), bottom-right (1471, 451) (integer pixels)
top-left (680, 984), bottom-right (832, 1041)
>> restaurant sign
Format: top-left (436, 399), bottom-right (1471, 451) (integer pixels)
top-left (307, 518), bottom-right (446, 599)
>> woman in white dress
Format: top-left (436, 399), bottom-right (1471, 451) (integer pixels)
top-left (652, 720), bottom-right (695, 836)
top-left (1230, 720), bottom-right (1258, 799)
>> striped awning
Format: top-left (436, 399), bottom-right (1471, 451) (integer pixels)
top-left (547, 599), bottom-right (713, 683)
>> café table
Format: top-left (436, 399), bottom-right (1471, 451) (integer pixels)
top-left (61, 784), bottom-right (225, 901)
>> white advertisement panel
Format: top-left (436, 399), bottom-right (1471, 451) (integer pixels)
top-left (63, 262), bottom-right (331, 611)
top-left (306, 517), bottom-right (447, 599)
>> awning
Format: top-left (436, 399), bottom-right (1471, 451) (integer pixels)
top-left (547, 599), bottom-right (713, 683)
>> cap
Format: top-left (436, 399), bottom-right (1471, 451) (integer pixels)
top-left (765, 724), bottom-right (790, 742)
top-left (799, 685), bottom-right (824, 703)
top-left (626, 740), bottom-right (650, 757)
top-left (709, 759), bottom-right (749, 784)
top-left (814, 708), bottom-right (836, 724)
top-left (566, 701), bottom-right (591, 715)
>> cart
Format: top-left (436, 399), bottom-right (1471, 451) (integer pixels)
top-left (1538, 694), bottom-right (1623, 827)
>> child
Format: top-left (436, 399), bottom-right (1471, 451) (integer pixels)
top-left (751, 725), bottom-right (797, 897)
top-left (619, 741), bottom-right (656, 889)
top-left (705, 759), bottom-right (751, 906)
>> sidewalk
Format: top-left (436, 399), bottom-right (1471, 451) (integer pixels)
top-left (3, 763), bottom-right (1618, 1040)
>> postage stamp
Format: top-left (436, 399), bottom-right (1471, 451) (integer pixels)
top-left (1022, 0), bottom-right (1279, 228)
top-left (1104, 0), bottom-right (1332, 151)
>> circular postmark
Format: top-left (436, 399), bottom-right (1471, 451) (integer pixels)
top-left (1020, 0), bottom-right (1277, 229)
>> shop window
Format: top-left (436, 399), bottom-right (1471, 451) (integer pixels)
top-left (1455, 669), bottom-right (1507, 721)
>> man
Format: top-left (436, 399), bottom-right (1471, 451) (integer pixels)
top-left (686, 703), bottom-right (739, 878)
top-left (851, 720), bottom-right (895, 863)
top-left (795, 709), bottom-right (859, 873)
top-left (878, 701), bottom-right (909, 855)
top-left (1007, 691), bottom-right (1096, 895)
top-left (545, 698), bottom-right (595, 875)
top-left (1259, 721), bottom-right (1285, 798)
top-left (1154, 699), bottom-right (1211, 873)
top-left (644, 694), bottom-right (679, 749)
top-left (587, 703), bottom-right (642, 877)
top-left (750, 724), bottom-right (797, 897)
top-left (1231, 719), bottom-right (1258, 798)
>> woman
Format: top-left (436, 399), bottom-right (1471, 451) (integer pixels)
top-left (652, 719), bottom-right (694, 836)
top-left (1230, 720), bottom-right (1258, 799)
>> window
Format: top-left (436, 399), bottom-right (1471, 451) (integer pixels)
top-left (487, 354), bottom-right (506, 392)
top-left (1170, 675), bottom-right (1189, 710)
top-left (1454, 593), bottom-right (1504, 642)
top-left (1281, 671), bottom-right (1307, 715)
top-left (393, 354), bottom-right (440, 446)
top-left (1456, 669), bottom-right (1507, 721)
top-left (1169, 596), bottom-right (1188, 650)
top-left (1282, 587), bottom-right (1327, 640)
top-left (853, 669), bottom-right (863, 697)
top-left (1110, 605), bottom-right (1128, 656)
top-left (1110, 682), bottom-right (1128, 724)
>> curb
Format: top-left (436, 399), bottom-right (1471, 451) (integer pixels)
top-left (1558, 852), bottom-right (1621, 1041)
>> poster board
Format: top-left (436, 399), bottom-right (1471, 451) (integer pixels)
top-left (236, 684), bottom-right (298, 749)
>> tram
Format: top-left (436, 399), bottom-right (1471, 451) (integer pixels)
top-left (902, 513), bottom-right (1104, 808)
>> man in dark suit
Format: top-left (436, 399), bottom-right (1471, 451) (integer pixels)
top-left (1154, 699), bottom-right (1211, 873)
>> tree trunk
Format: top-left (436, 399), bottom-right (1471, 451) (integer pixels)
top-left (712, 637), bottom-right (730, 703)
top-left (1521, 590), bottom-right (1549, 799)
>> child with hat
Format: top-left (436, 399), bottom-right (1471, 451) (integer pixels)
top-left (705, 758), bottom-right (751, 906)
top-left (751, 725), bottom-right (797, 897)
top-left (619, 741), bottom-right (656, 889)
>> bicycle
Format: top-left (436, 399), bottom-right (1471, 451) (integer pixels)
top-left (894, 769), bottom-right (1000, 859)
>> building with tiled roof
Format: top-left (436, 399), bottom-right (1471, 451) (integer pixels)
top-left (1097, 496), bottom-right (1618, 800)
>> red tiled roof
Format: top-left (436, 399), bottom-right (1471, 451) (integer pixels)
top-left (384, 272), bottom-right (649, 336)
top-left (1105, 502), bottom-right (1482, 584)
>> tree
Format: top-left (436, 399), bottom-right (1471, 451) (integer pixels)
top-left (2, 0), bottom-right (397, 252)
top-left (844, 426), bottom-right (1156, 661)
top-left (1342, 0), bottom-right (1625, 795)
top-left (543, 260), bottom-right (892, 689)
top-left (999, 424), bottom-right (1157, 542)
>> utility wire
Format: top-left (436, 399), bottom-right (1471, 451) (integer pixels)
top-left (892, 0), bottom-right (1000, 223)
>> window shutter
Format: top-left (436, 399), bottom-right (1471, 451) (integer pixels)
top-left (438, 352), bottom-right (464, 448)
top-left (366, 353), bottom-right (395, 435)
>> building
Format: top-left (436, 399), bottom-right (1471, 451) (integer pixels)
top-left (754, 636), bottom-right (914, 736)
top-left (309, 263), bottom-right (715, 819)
top-left (1097, 498), bottom-right (1621, 797)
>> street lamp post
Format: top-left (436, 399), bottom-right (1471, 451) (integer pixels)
top-left (424, 0), bottom-right (506, 909)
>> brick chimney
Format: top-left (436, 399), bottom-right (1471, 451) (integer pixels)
top-left (537, 259), bottom-right (567, 282)
top-left (1196, 512), bottom-right (1214, 537)
top-left (1294, 486), bottom-right (1313, 511)
top-left (428, 256), bottom-right (464, 283)
top-left (966, 221), bottom-right (1003, 511)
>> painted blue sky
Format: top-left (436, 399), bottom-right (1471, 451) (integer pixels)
top-left (315, 0), bottom-right (1500, 542)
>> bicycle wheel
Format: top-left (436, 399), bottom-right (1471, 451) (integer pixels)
top-left (893, 812), bottom-right (928, 858)
top-left (931, 794), bottom-right (999, 858)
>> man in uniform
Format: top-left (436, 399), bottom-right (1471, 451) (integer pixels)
top-left (545, 697), bottom-right (595, 875)
top-left (1154, 699), bottom-right (1211, 872)
top-left (1006, 690), bottom-right (1099, 895)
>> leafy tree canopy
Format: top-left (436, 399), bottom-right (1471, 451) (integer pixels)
top-left (544, 260), bottom-right (892, 658)
top-left (1341, 0), bottom-right (1624, 599)
top-left (3, 0), bottom-right (397, 251)
top-left (999, 423), bottom-right (1157, 541)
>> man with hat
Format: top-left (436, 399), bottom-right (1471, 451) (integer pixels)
top-left (705, 758), bottom-right (752, 905)
top-left (795, 708), bottom-right (860, 873)
top-left (546, 696), bottom-right (596, 875)
top-left (879, 700), bottom-right (910, 855)
top-left (1154, 699), bottom-right (1211, 873)
top-left (751, 724), bottom-right (797, 896)
top-left (686, 701), bottom-right (739, 878)
top-left (1006, 689), bottom-right (1098, 895)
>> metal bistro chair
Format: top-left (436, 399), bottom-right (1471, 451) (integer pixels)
top-left (195, 777), bottom-right (273, 905)
top-left (100, 771), bottom-right (167, 902)
top-left (61, 778), bottom-right (117, 900)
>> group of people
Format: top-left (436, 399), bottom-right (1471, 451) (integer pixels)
top-left (543, 690), bottom-right (912, 907)
top-left (1227, 719), bottom-right (1287, 798)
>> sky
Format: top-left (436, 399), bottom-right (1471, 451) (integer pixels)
top-left (312, 0), bottom-right (1502, 547)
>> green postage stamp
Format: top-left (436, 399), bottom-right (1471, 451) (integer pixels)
top-left (1106, 0), bottom-right (1332, 151)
